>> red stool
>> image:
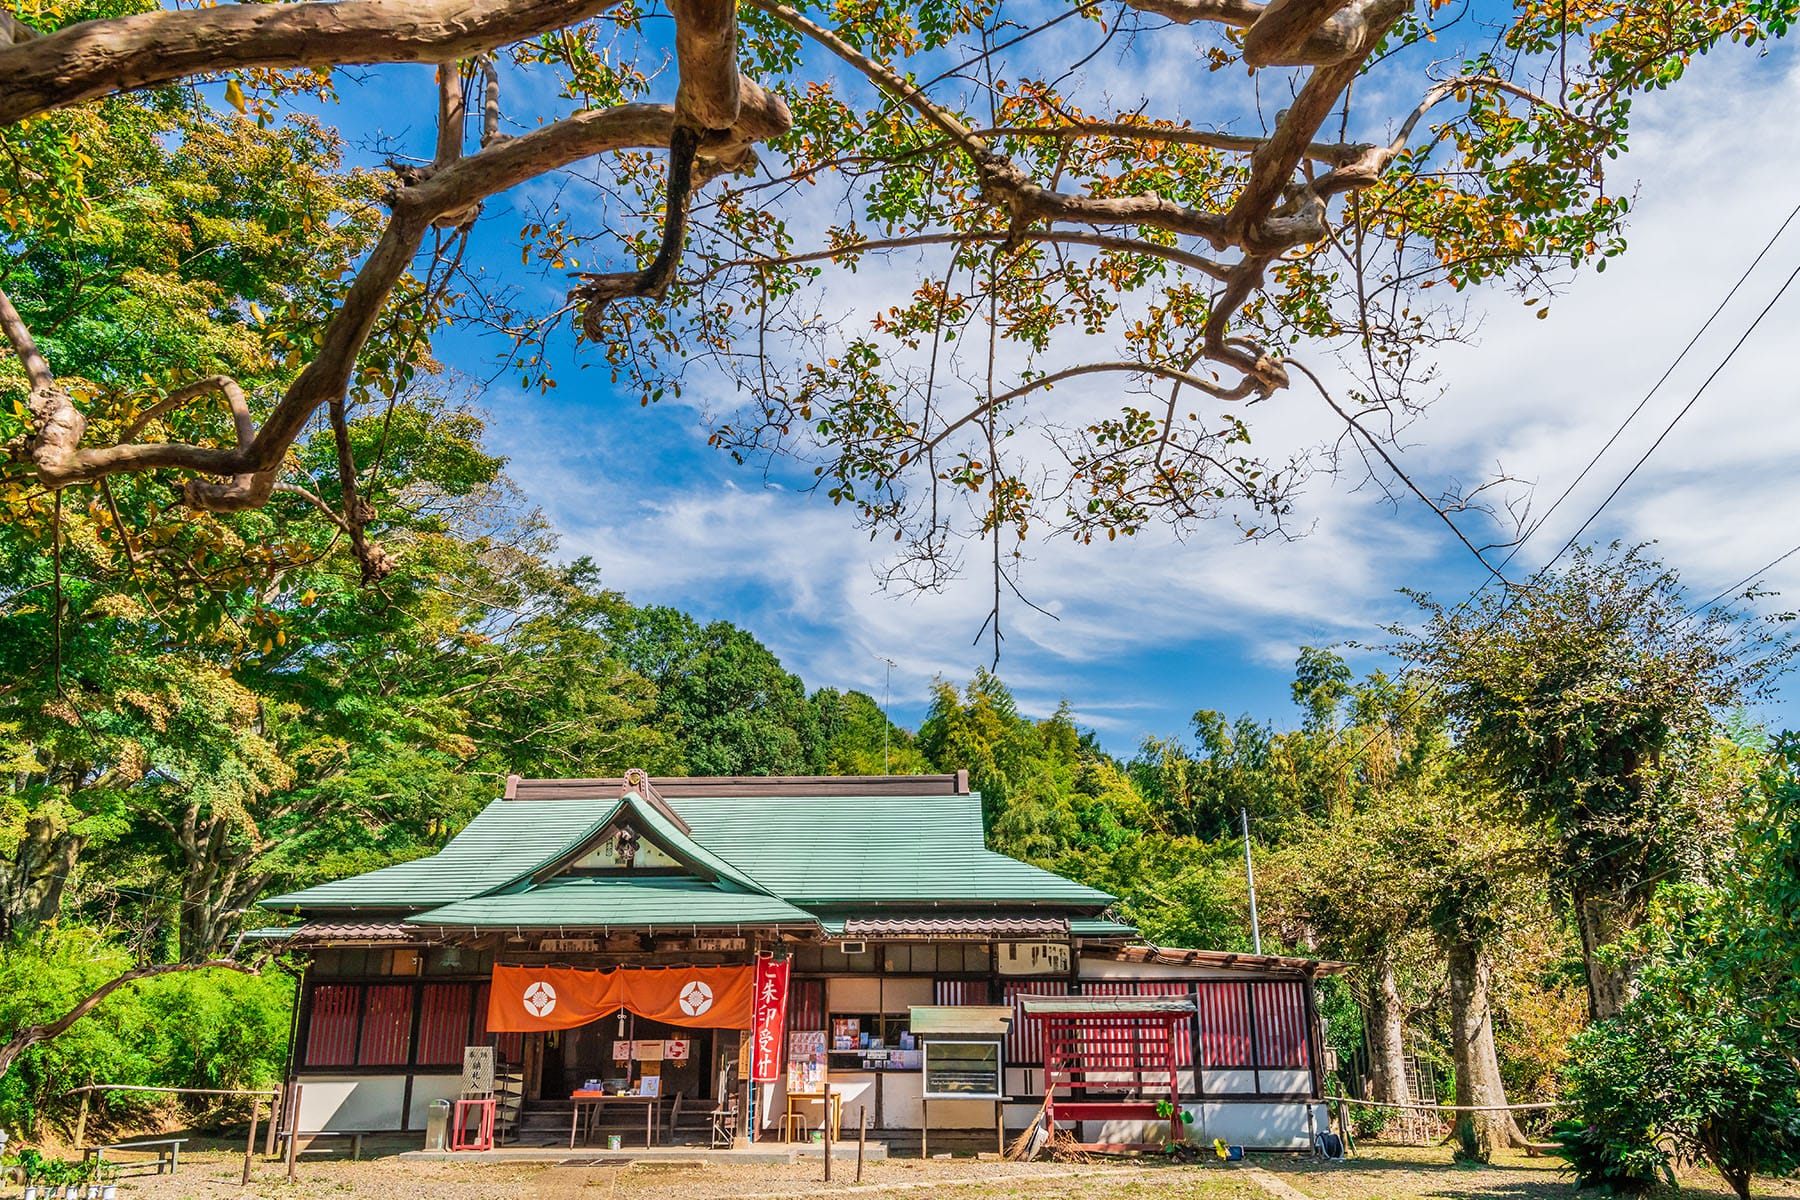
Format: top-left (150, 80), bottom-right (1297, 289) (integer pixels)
top-left (451, 1097), bottom-right (496, 1151)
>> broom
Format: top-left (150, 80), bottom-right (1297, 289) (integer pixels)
top-left (1006, 1093), bottom-right (1054, 1161)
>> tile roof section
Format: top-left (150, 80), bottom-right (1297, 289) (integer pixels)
top-left (841, 916), bottom-right (1071, 938)
top-left (1093, 945), bottom-right (1352, 977)
top-left (508, 773), bottom-right (970, 800)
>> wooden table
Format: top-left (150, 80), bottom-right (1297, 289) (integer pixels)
top-left (784, 1090), bottom-right (842, 1141)
top-left (570, 1091), bottom-right (659, 1149)
top-left (83, 1137), bottom-right (187, 1177)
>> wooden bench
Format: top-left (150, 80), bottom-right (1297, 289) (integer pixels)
top-left (82, 1137), bottom-right (187, 1177)
top-left (288, 1130), bottom-right (370, 1160)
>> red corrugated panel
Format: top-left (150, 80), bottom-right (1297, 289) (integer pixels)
top-left (787, 978), bottom-right (825, 1031)
top-left (934, 979), bottom-right (991, 1005)
top-left (1080, 982), bottom-right (1193, 1067)
top-left (416, 983), bottom-right (473, 1065)
top-left (1004, 980), bottom-right (1069, 1064)
top-left (1196, 981), bottom-right (1252, 1066)
top-left (1252, 980), bottom-right (1310, 1067)
top-left (358, 984), bottom-right (413, 1066)
top-left (305, 984), bottom-right (360, 1067)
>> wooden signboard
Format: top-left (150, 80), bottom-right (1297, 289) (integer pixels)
top-left (462, 1045), bottom-right (496, 1094)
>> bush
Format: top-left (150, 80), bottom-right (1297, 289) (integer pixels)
top-left (0, 926), bottom-right (294, 1133)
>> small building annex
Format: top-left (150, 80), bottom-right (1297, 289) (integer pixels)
top-left (260, 771), bottom-right (1345, 1150)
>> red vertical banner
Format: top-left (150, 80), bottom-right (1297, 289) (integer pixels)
top-left (750, 954), bottom-right (790, 1082)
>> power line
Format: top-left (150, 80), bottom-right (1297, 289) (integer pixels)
top-left (1495, 198), bottom-right (1800, 576)
top-left (1548, 257), bottom-right (1800, 560)
top-left (1320, 229), bottom-right (1800, 779)
top-left (1688, 539), bottom-right (1800, 620)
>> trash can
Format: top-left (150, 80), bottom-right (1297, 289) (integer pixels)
top-left (425, 1098), bottom-right (452, 1151)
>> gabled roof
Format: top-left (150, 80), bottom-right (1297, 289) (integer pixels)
top-left (405, 877), bottom-right (816, 930)
top-left (262, 777), bottom-right (1114, 927)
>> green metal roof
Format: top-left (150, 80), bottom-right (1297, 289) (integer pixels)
top-left (262, 797), bottom-right (608, 909)
top-left (263, 786), bottom-right (1113, 919)
top-left (405, 877), bottom-right (816, 930)
top-left (668, 793), bottom-right (1111, 907)
top-left (1069, 918), bottom-right (1138, 937)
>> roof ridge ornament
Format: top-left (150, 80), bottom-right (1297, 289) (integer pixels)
top-left (621, 766), bottom-right (694, 836)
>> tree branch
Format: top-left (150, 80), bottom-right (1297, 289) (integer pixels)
top-left (0, 0), bottom-right (623, 127)
top-left (694, 229), bottom-right (1234, 283)
top-left (0, 959), bottom-right (257, 1079)
top-left (926, 360), bottom-right (1259, 453)
top-left (1122, 0), bottom-right (1394, 65)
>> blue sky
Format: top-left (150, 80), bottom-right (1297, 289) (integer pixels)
top-left (320, 11), bottom-right (1800, 755)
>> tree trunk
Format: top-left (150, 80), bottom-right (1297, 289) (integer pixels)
top-left (172, 808), bottom-right (271, 962)
top-left (1444, 940), bottom-right (1527, 1158)
top-left (0, 808), bottom-right (83, 937)
top-left (1571, 880), bottom-right (1649, 1021)
top-left (1363, 953), bottom-right (1411, 1106)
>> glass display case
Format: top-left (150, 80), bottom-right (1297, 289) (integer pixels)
top-left (922, 1039), bottom-right (1003, 1100)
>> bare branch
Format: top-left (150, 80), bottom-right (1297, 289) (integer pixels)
top-left (970, 120), bottom-right (1372, 167)
top-left (0, 281), bottom-right (53, 389)
top-left (0, 0), bottom-right (622, 127)
top-left (434, 59), bottom-right (465, 167)
top-left (927, 360), bottom-right (1260, 453)
top-left (692, 229), bottom-right (1234, 283)
top-left (1123, 0), bottom-right (1395, 66)
top-left (669, 0), bottom-right (740, 130)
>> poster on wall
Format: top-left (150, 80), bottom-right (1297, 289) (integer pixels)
top-left (787, 1031), bottom-right (826, 1094)
top-left (664, 1039), bottom-right (691, 1062)
top-left (750, 954), bottom-right (791, 1082)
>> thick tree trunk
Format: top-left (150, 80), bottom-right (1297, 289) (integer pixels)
top-left (1363, 953), bottom-right (1411, 1106)
top-left (1444, 940), bottom-right (1527, 1158)
top-left (0, 809), bottom-right (83, 937)
top-left (172, 808), bottom-right (271, 962)
top-left (1571, 881), bottom-right (1649, 1021)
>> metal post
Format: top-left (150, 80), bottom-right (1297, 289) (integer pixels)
top-left (857, 1106), bottom-right (867, 1183)
top-left (265, 1085), bottom-right (281, 1156)
top-left (1242, 807), bottom-right (1262, 955)
top-left (284, 1084), bottom-right (302, 1183)
top-left (822, 1086), bottom-right (832, 1182)
top-left (243, 1097), bottom-right (260, 1186)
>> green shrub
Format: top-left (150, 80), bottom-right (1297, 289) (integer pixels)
top-left (0, 926), bottom-right (294, 1132)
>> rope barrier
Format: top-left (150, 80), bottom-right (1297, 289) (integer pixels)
top-left (1324, 1095), bottom-right (1570, 1113)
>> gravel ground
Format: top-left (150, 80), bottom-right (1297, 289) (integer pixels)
top-left (67, 1139), bottom-right (1800, 1200)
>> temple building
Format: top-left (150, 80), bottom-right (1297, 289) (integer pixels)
top-left (259, 772), bottom-right (1345, 1151)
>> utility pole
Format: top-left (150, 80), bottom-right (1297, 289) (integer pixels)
top-left (1242, 806), bottom-right (1262, 955)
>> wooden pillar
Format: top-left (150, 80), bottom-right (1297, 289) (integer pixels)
top-left (73, 1089), bottom-right (90, 1149)
top-left (920, 1096), bottom-right (927, 1159)
top-left (242, 1097), bottom-right (260, 1186)
top-left (265, 1085), bottom-right (281, 1156)
top-left (284, 1084), bottom-right (303, 1183)
top-left (857, 1106), bottom-right (867, 1183)
top-left (822, 1086), bottom-right (832, 1181)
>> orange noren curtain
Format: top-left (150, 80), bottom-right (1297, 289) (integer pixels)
top-left (487, 964), bottom-right (755, 1032)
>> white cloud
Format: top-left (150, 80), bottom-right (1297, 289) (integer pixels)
top-left (482, 42), bottom-right (1800, 745)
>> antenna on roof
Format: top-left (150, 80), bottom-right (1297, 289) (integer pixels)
top-left (876, 655), bottom-right (897, 775)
